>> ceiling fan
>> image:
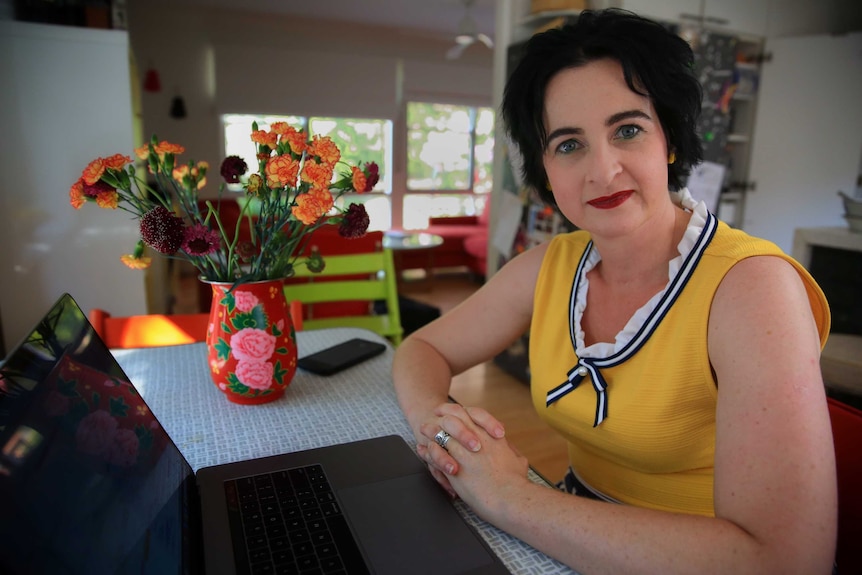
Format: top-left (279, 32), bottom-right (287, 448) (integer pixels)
top-left (445, 0), bottom-right (493, 60)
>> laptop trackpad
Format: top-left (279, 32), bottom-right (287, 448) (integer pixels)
top-left (338, 473), bottom-right (495, 574)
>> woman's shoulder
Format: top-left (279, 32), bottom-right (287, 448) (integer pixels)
top-left (707, 221), bottom-right (785, 259)
top-left (708, 224), bottom-right (830, 345)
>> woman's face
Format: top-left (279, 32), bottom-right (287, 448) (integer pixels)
top-left (542, 58), bottom-right (671, 238)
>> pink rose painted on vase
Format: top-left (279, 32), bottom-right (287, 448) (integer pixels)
top-left (205, 278), bottom-right (297, 404)
top-left (235, 360), bottom-right (275, 390)
top-left (230, 328), bottom-right (276, 362)
top-left (234, 290), bottom-right (260, 313)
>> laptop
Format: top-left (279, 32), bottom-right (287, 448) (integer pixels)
top-left (0, 294), bottom-right (511, 575)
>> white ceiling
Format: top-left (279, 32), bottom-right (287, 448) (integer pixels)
top-left (169, 0), bottom-right (497, 42)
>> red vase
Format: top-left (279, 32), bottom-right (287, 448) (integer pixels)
top-left (204, 278), bottom-right (298, 405)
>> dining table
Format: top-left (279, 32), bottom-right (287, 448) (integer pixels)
top-left (111, 326), bottom-right (576, 575)
top-left (382, 230), bottom-right (445, 288)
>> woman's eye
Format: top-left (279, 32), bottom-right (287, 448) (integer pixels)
top-left (555, 139), bottom-right (581, 154)
top-left (616, 125), bottom-right (642, 140)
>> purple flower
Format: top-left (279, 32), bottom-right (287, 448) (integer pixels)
top-left (364, 162), bottom-right (380, 190)
top-left (220, 155), bottom-right (248, 184)
top-left (338, 203), bottom-right (370, 239)
top-left (140, 206), bottom-right (185, 254)
top-left (182, 224), bottom-right (221, 256)
top-left (82, 180), bottom-right (115, 198)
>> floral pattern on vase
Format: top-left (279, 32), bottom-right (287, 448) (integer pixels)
top-left (205, 278), bottom-right (297, 404)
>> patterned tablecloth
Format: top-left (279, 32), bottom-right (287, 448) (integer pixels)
top-left (112, 327), bottom-right (575, 575)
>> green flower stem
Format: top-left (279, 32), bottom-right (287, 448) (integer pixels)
top-left (204, 199), bottom-right (241, 280)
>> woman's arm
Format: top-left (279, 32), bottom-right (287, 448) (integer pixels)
top-left (428, 255), bottom-right (837, 574)
top-left (392, 244), bottom-right (547, 481)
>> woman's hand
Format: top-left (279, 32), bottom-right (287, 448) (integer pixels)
top-left (431, 413), bottom-right (531, 520)
top-left (416, 403), bottom-right (506, 496)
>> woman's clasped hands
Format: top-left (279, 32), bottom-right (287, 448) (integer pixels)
top-left (416, 403), bottom-right (530, 519)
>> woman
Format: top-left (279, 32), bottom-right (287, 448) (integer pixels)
top-left (392, 8), bottom-right (837, 574)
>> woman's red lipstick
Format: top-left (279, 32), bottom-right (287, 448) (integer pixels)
top-left (588, 190), bottom-right (633, 209)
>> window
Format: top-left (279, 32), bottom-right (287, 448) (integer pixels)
top-left (404, 102), bottom-right (494, 229)
top-left (222, 114), bottom-right (392, 230)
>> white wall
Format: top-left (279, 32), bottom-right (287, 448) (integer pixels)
top-left (0, 21), bottom-right (146, 350)
top-left (743, 32), bottom-right (862, 254)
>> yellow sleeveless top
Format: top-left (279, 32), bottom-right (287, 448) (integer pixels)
top-left (530, 212), bottom-right (830, 516)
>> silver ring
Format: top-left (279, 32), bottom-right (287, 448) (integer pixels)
top-left (434, 429), bottom-right (451, 450)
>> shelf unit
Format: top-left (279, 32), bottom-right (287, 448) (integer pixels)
top-left (717, 41), bottom-right (764, 227)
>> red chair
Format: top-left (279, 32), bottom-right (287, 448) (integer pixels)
top-left (89, 302), bottom-right (303, 349)
top-left (827, 396), bottom-right (862, 573)
top-left (89, 309), bottom-right (210, 349)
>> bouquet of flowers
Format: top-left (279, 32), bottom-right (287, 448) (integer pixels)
top-left (69, 121), bottom-right (378, 285)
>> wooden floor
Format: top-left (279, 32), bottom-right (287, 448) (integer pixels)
top-left (400, 272), bottom-right (570, 483)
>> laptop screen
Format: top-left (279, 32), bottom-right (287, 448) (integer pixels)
top-left (0, 294), bottom-right (199, 574)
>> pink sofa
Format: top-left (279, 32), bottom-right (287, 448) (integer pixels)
top-left (394, 204), bottom-right (489, 278)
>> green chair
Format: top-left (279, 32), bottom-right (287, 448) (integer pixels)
top-left (284, 249), bottom-right (403, 345)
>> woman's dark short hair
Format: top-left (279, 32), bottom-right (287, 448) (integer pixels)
top-left (501, 8), bottom-right (703, 205)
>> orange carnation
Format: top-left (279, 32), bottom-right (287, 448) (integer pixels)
top-left (309, 187), bottom-right (334, 213)
top-left (81, 158), bottom-right (106, 185)
top-left (251, 130), bottom-right (278, 148)
top-left (281, 127), bottom-right (307, 156)
top-left (135, 141), bottom-right (184, 160)
top-left (265, 155), bottom-right (300, 188)
top-left (134, 143), bottom-right (150, 160)
top-left (173, 162), bottom-right (209, 190)
top-left (155, 141), bottom-right (185, 156)
top-left (172, 165), bottom-right (189, 180)
top-left (103, 153), bottom-right (131, 170)
top-left (120, 253), bottom-right (152, 269)
top-left (309, 135), bottom-right (340, 167)
top-left (292, 193), bottom-right (328, 226)
top-left (69, 179), bottom-right (86, 209)
top-left (95, 188), bottom-right (119, 209)
top-left (300, 158), bottom-right (334, 189)
top-left (351, 166), bottom-right (367, 194)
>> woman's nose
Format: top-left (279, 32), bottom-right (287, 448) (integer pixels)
top-left (586, 144), bottom-right (622, 186)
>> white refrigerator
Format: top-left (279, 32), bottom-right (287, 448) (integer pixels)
top-left (0, 20), bottom-right (147, 353)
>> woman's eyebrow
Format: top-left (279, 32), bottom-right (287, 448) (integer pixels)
top-left (546, 126), bottom-right (582, 143)
top-left (606, 109), bottom-right (651, 126)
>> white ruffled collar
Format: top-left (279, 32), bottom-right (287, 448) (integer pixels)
top-left (573, 188), bottom-right (709, 358)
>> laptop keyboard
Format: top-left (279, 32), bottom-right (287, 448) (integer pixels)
top-left (225, 464), bottom-right (369, 575)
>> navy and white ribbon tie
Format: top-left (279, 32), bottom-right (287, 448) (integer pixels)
top-left (546, 359), bottom-right (609, 427)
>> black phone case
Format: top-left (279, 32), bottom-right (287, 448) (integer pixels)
top-left (297, 338), bottom-right (387, 375)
